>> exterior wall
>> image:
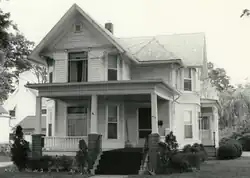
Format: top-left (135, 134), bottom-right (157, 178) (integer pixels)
top-left (173, 103), bottom-right (201, 148)
top-left (4, 71), bottom-right (47, 128)
top-left (131, 64), bottom-right (171, 83)
top-left (0, 115), bottom-right (10, 144)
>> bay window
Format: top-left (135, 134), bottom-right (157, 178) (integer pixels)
top-left (184, 110), bottom-right (193, 139)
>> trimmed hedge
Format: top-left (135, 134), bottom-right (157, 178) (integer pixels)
top-left (238, 135), bottom-right (250, 151)
top-left (217, 139), bottom-right (242, 160)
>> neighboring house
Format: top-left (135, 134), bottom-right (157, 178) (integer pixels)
top-left (3, 70), bottom-right (47, 135)
top-left (0, 105), bottom-right (10, 144)
top-left (26, 3), bottom-right (219, 162)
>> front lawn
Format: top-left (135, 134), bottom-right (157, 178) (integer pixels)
top-left (129, 157), bottom-right (250, 178)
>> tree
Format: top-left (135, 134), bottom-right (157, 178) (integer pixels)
top-left (207, 62), bottom-right (233, 92)
top-left (240, 9), bottom-right (250, 18)
top-left (0, 6), bottom-right (45, 103)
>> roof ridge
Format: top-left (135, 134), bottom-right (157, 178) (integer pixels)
top-left (119, 32), bottom-right (205, 40)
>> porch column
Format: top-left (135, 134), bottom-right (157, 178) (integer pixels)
top-left (35, 96), bottom-right (42, 134)
top-left (151, 92), bottom-right (159, 134)
top-left (90, 95), bottom-right (98, 134)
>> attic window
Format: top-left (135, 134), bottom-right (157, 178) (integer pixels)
top-left (74, 23), bottom-right (82, 33)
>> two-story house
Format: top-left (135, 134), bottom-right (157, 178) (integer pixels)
top-left (25, 4), bottom-right (219, 174)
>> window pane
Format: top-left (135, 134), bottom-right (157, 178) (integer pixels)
top-left (69, 52), bottom-right (88, 59)
top-left (108, 123), bottom-right (117, 139)
top-left (201, 117), bottom-right (210, 130)
top-left (48, 124), bottom-right (52, 136)
top-left (49, 72), bottom-right (53, 83)
top-left (184, 79), bottom-right (192, 91)
top-left (9, 110), bottom-right (15, 117)
top-left (108, 69), bottom-right (117, 81)
top-left (184, 111), bottom-right (192, 124)
top-left (67, 107), bottom-right (87, 114)
top-left (184, 125), bottom-right (193, 138)
top-left (42, 109), bottom-right (47, 115)
top-left (108, 116), bottom-right (117, 123)
top-left (108, 55), bottom-right (117, 69)
top-left (139, 130), bottom-right (151, 139)
top-left (184, 68), bottom-right (191, 78)
top-left (69, 61), bottom-right (78, 82)
top-left (108, 105), bottom-right (117, 118)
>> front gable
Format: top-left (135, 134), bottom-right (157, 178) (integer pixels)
top-left (51, 13), bottom-right (112, 51)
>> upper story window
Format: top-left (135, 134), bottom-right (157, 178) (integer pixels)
top-left (108, 54), bottom-right (118, 81)
top-left (68, 52), bottom-right (88, 83)
top-left (184, 68), bottom-right (192, 91)
top-left (74, 23), bottom-right (83, 33)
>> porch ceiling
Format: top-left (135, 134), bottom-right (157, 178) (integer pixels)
top-left (25, 79), bottom-right (179, 99)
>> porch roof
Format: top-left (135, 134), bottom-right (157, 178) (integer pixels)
top-left (25, 79), bottom-right (180, 99)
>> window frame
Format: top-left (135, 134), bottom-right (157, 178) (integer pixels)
top-left (184, 110), bottom-right (193, 139)
top-left (105, 104), bottom-right (119, 140)
top-left (107, 54), bottom-right (119, 81)
top-left (68, 51), bottom-right (88, 83)
top-left (184, 68), bottom-right (192, 91)
top-left (74, 23), bottom-right (83, 33)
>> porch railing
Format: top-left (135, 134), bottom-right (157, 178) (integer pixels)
top-left (43, 136), bottom-right (88, 152)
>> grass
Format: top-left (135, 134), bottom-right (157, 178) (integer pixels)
top-left (128, 157), bottom-right (250, 178)
top-left (1, 157), bottom-right (250, 177)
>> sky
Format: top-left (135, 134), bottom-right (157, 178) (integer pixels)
top-left (1, 0), bottom-right (250, 85)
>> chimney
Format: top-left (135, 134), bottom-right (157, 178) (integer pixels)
top-left (105, 22), bottom-right (113, 34)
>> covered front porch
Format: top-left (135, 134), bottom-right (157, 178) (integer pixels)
top-left (26, 79), bottom-right (179, 154)
top-left (199, 98), bottom-right (220, 148)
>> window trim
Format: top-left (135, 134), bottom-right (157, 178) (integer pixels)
top-left (107, 54), bottom-right (120, 81)
top-left (184, 110), bottom-right (193, 139)
top-left (74, 23), bottom-right (83, 33)
top-left (183, 68), bottom-right (192, 91)
top-left (105, 104), bottom-right (120, 140)
top-left (68, 51), bottom-right (88, 83)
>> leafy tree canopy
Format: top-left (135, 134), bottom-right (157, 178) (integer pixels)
top-left (0, 6), bottom-right (47, 103)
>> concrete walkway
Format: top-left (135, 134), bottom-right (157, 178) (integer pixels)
top-left (0, 162), bottom-right (12, 167)
top-left (242, 152), bottom-right (250, 157)
top-left (92, 176), bottom-right (128, 178)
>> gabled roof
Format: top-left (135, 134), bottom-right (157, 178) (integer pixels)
top-left (29, 4), bottom-right (206, 67)
top-left (118, 33), bottom-right (205, 66)
top-left (28, 3), bottom-right (138, 65)
top-left (18, 116), bottom-right (46, 130)
top-left (0, 105), bottom-right (8, 115)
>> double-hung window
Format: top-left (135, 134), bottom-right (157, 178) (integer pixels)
top-left (108, 54), bottom-right (118, 81)
top-left (184, 111), bottom-right (193, 139)
top-left (68, 52), bottom-right (88, 82)
top-left (106, 105), bottom-right (119, 139)
top-left (184, 68), bottom-right (192, 91)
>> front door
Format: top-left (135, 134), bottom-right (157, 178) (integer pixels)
top-left (199, 115), bottom-right (212, 145)
top-left (138, 108), bottom-right (152, 147)
top-left (67, 106), bottom-right (88, 136)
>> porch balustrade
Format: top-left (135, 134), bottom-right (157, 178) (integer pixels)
top-left (43, 136), bottom-right (88, 151)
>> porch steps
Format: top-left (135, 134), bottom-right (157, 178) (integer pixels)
top-left (90, 152), bottom-right (103, 175)
top-left (204, 146), bottom-right (217, 158)
top-left (95, 148), bottom-right (143, 175)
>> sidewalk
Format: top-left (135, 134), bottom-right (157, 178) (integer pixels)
top-left (92, 176), bottom-right (128, 178)
top-left (0, 162), bottom-right (12, 167)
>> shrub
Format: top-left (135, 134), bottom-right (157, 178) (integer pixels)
top-left (58, 155), bottom-right (73, 171)
top-left (217, 143), bottom-right (237, 160)
top-left (238, 135), bottom-right (250, 151)
top-left (169, 152), bottom-right (201, 172)
top-left (183, 144), bottom-right (192, 153)
top-left (165, 131), bottom-right (178, 151)
top-left (75, 139), bottom-right (89, 174)
top-left (27, 155), bottom-right (54, 171)
top-left (11, 126), bottom-right (30, 171)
